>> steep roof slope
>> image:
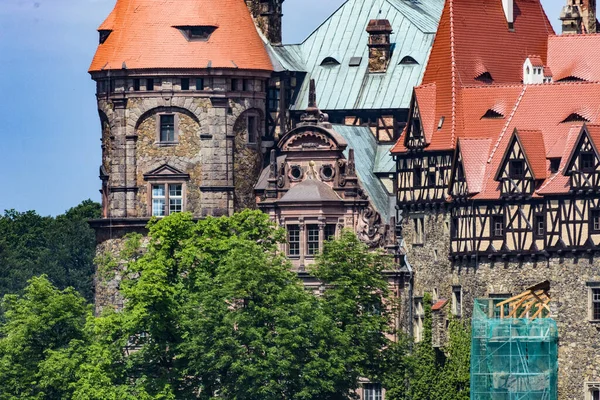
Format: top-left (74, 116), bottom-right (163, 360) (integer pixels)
top-left (393, 0), bottom-right (554, 153)
top-left (90, 0), bottom-right (272, 72)
top-left (274, 0), bottom-right (444, 111)
top-left (547, 34), bottom-right (600, 82)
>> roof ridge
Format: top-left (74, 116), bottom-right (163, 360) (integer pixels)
top-left (549, 33), bottom-right (600, 38)
top-left (487, 85), bottom-right (528, 163)
top-left (462, 83), bottom-right (524, 89)
top-left (449, 0), bottom-right (457, 148)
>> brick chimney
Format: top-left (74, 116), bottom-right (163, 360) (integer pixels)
top-left (366, 19), bottom-right (393, 73)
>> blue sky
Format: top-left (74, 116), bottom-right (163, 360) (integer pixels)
top-left (0, 0), bottom-right (563, 216)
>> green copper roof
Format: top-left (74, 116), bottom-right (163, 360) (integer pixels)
top-left (270, 0), bottom-right (444, 111)
top-left (333, 124), bottom-right (393, 222)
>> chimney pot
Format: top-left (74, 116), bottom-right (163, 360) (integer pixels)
top-left (366, 19), bottom-right (393, 73)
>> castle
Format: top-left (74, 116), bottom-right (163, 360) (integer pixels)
top-left (89, 0), bottom-right (600, 398)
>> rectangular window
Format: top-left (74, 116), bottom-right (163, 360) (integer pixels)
top-left (247, 116), bottom-right (258, 143)
top-left (231, 78), bottom-right (239, 91)
top-left (413, 216), bottom-right (424, 245)
top-left (133, 78), bottom-right (140, 91)
top-left (592, 288), bottom-right (600, 321)
top-left (325, 224), bottom-right (336, 241)
top-left (452, 286), bottom-right (462, 317)
top-left (181, 78), bottom-right (190, 91)
top-left (589, 385), bottom-right (600, 400)
top-left (196, 78), bottom-right (204, 90)
top-left (160, 115), bottom-right (175, 142)
top-left (268, 88), bottom-right (280, 111)
top-left (413, 297), bottom-right (424, 342)
top-left (534, 214), bottom-right (545, 238)
top-left (509, 160), bottom-right (525, 179)
top-left (152, 184), bottom-right (166, 217)
top-left (146, 78), bottom-right (154, 91)
top-left (428, 171), bottom-right (436, 187)
top-left (591, 210), bottom-right (600, 233)
top-left (287, 225), bottom-right (300, 257)
top-left (414, 167), bottom-right (422, 187)
top-left (152, 184), bottom-right (183, 217)
top-left (581, 152), bottom-right (595, 172)
top-left (363, 383), bottom-right (382, 400)
top-left (451, 216), bottom-right (459, 239)
top-left (243, 79), bottom-right (251, 91)
top-left (307, 224), bottom-right (320, 256)
top-left (412, 118), bottom-right (422, 139)
top-left (169, 184), bottom-right (182, 214)
top-left (492, 215), bottom-right (504, 239)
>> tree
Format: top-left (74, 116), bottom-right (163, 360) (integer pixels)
top-left (311, 230), bottom-right (397, 397)
top-left (0, 276), bottom-right (90, 400)
top-left (0, 200), bottom-right (101, 302)
top-left (436, 318), bottom-right (471, 400)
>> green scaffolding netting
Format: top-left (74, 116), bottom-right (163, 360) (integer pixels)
top-left (470, 299), bottom-right (558, 400)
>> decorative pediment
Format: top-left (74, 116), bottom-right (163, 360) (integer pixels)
top-left (280, 128), bottom-right (341, 152)
top-left (143, 164), bottom-right (190, 181)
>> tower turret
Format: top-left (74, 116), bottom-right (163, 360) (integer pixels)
top-left (561, 0), bottom-right (597, 34)
top-left (246, 0), bottom-right (284, 45)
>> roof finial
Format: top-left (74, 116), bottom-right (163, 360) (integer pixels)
top-left (300, 79), bottom-right (328, 124)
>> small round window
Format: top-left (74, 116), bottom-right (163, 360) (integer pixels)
top-left (290, 165), bottom-right (303, 180)
top-left (320, 164), bottom-right (335, 181)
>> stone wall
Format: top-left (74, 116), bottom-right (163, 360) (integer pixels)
top-left (402, 209), bottom-right (600, 399)
top-left (95, 73), bottom-right (269, 219)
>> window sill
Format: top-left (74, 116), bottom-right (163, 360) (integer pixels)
top-left (588, 320), bottom-right (600, 324)
top-left (155, 141), bottom-right (179, 147)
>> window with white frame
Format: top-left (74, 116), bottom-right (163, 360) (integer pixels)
top-left (589, 284), bottom-right (600, 321)
top-left (586, 383), bottom-right (600, 400)
top-left (306, 224), bottom-right (320, 256)
top-left (452, 286), bottom-right (463, 317)
top-left (152, 184), bottom-right (183, 217)
top-left (363, 383), bottom-right (382, 400)
top-left (287, 225), bottom-right (300, 257)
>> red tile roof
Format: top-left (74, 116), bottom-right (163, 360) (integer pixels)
top-left (90, 0), bottom-right (272, 72)
top-left (515, 129), bottom-right (547, 180)
top-left (392, 0), bottom-right (553, 154)
top-left (458, 138), bottom-right (492, 194)
top-left (528, 55), bottom-right (544, 68)
top-left (547, 34), bottom-right (600, 82)
top-left (415, 84), bottom-right (437, 144)
top-left (432, 299), bottom-right (449, 311)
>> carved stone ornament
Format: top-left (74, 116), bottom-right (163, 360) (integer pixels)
top-left (282, 130), bottom-right (335, 151)
top-left (356, 206), bottom-right (388, 248)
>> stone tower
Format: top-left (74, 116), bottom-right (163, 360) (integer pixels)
top-left (246, 0), bottom-right (284, 44)
top-left (89, 0), bottom-right (273, 310)
top-left (561, 0), bottom-right (597, 34)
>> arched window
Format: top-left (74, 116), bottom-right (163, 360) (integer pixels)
top-left (399, 56), bottom-right (418, 65)
top-left (320, 57), bottom-right (340, 66)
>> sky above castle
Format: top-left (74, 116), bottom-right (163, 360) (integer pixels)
top-left (0, 0), bottom-right (563, 216)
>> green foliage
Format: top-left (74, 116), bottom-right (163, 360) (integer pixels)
top-left (0, 200), bottom-right (101, 302)
top-left (0, 275), bottom-right (91, 399)
top-left (0, 209), bottom-right (471, 399)
top-left (436, 317), bottom-right (471, 400)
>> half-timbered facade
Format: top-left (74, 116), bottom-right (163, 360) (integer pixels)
top-left (392, 0), bottom-right (600, 397)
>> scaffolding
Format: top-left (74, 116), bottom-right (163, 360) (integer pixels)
top-left (470, 283), bottom-right (558, 400)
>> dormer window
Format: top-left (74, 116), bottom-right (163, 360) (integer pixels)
top-left (177, 26), bottom-right (217, 42)
top-left (562, 113), bottom-right (590, 123)
top-left (580, 152), bottom-right (595, 172)
top-left (399, 56), bottom-right (418, 65)
top-left (475, 72), bottom-right (494, 84)
top-left (320, 57), bottom-right (340, 66)
top-left (509, 160), bottom-right (525, 179)
top-left (99, 30), bottom-right (112, 44)
top-left (482, 109), bottom-right (504, 119)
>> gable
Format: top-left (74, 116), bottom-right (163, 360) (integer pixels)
top-left (495, 134), bottom-right (534, 181)
top-left (565, 127), bottom-right (600, 175)
top-left (143, 164), bottom-right (190, 181)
